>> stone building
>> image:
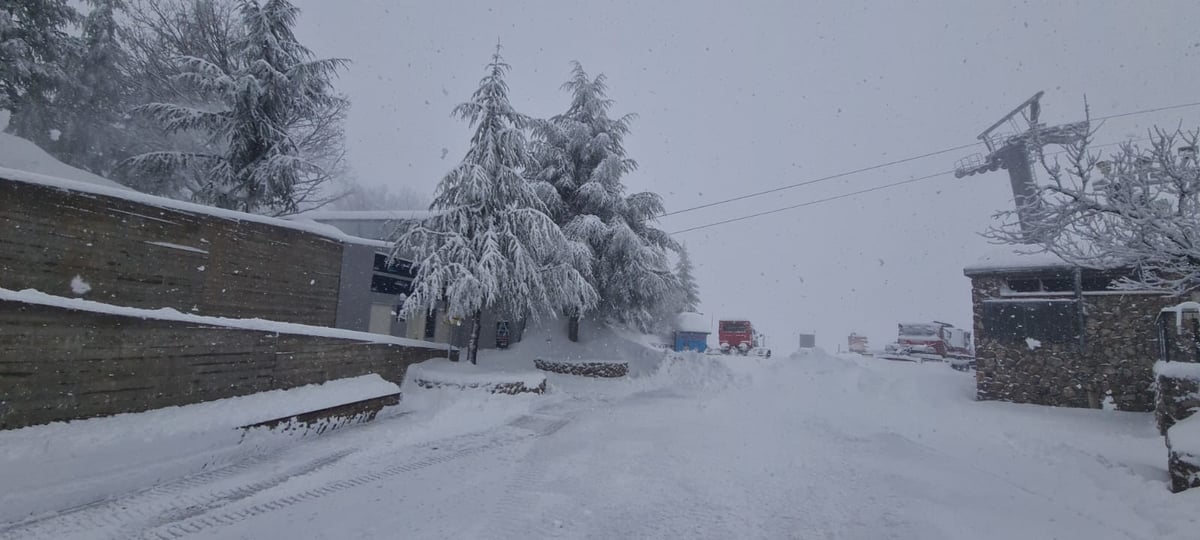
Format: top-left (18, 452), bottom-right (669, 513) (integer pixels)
top-left (963, 247), bottom-right (1173, 411)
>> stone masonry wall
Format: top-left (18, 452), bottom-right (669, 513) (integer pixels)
top-left (0, 176), bottom-right (344, 326)
top-left (971, 274), bottom-right (1173, 411)
top-left (0, 300), bottom-right (452, 430)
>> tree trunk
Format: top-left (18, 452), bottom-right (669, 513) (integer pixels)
top-left (467, 310), bottom-right (483, 364)
top-left (568, 314), bottom-right (580, 342)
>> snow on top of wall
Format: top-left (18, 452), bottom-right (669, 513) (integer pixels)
top-left (1155, 361), bottom-right (1200, 381)
top-left (962, 244), bottom-right (1077, 275)
top-left (0, 287), bottom-right (447, 350)
top-left (0, 130), bottom-right (127, 189)
top-left (674, 312), bottom-right (710, 333)
top-left (295, 209), bottom-right (442, 221)
top-left (0, 165), bottom-right (390, 248)
top-left (407, 358), bottom-right (546, 388)
top-left (1168, 414), bottom-right (1200, 456)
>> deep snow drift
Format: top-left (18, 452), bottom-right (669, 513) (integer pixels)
top-left (2, 345), bottom-right (1197, 539)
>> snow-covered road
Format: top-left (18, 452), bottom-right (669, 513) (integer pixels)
top-left (4, 352), bottom-right (1198, 539)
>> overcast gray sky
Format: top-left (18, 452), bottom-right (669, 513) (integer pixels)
top-left (295, 0), bottom-right (1200, 351)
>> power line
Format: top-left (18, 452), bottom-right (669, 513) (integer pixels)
top-left (658, 142), bottom-right (980, 218)
top-left (666, 135), bottom-right (1166, 236)
top-left (669, 170), bottom-right (954, 235)
top-left (1091, 100), bottom-right (1200, 122)
top-left (659, 99), bottom-right (1200, 221)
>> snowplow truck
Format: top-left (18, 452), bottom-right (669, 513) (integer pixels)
top-left (717, 320), bottom-right (771, 357)
top-left (881, 322), bottom-right (974, 370)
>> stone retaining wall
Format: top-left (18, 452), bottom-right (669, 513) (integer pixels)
top-left (0, 300), bottom-right (449, 430)
top-left (534, 359), bottom-right (629, 378)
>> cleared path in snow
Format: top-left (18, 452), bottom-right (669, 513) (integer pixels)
top-left (5, 353), bottom-right (1199, 539)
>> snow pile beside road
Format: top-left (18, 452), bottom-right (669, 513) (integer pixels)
top-left (0, 375), bottom-right (400, 524)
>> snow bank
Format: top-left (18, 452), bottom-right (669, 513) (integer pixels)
top-left (0, 130), bottom-right (126, 189)
top-left (0, 287), bottom-right (446, 349)
top-left (406, 358), bottom-right (546, 389)
top-left (0, 375), bottom-right (400, 524)
top-left (1155, 361), bottom-right (1200, 381)
top-left (0, 165), bottom-right (390, 248)
top-left (674, 312), bottom-right (711, 333)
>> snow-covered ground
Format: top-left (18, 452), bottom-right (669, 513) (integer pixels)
top-left (2, 345), bottom-right (1197, 539)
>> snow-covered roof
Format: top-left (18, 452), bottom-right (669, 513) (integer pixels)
top-left (962, 244), bottom-right (1078, 276)
top-left (0, 130), bottom-right (127, 189)
top-left (1, 287), bottom-right (446, 349)
top-left (294, 209), bottom-right (441, 221)
top-left (0, 166), bottom-right (390, 248)
top-left (674, 312), bottom-right (711, 333)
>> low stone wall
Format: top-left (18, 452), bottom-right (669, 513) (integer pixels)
top-left (0, 300), bottom-right (450, 430)
top-left (238, 393), bottom-right (403, 437)
top-left (1167, 446), bottom-right (1200, 493)
top-left (1153, 362), bottom-right (1200, 492)
top-left (411, 377), bottom-right (546, 395)
top-left (1155, 363), bottom-right (1200, 436)
top-left (534, 359), bottom-right (629, 378)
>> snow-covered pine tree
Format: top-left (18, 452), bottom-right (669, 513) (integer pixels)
top-left (50, 0), bottom-right (133, 176)
top-left (674, 243), bottom-right (701, 313)
top-left (1, 0), bottom-right (80, 140)
top-left (532, 62), bottom-right (681, 331)
top-left (395, 46), bottom-right (597, 364)
top-left (122, 0), bottom-right (347, 215)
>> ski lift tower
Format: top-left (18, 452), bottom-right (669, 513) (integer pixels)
top-left (954, 91), bottom-right (1090, 242)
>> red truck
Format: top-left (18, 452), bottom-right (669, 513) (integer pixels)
top-left (716, 320), bottom-right (771, 357)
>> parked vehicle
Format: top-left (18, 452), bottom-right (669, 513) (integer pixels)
top-left (716, 320), bottom-right (772, 357)
top-left (880, 321), bottom-right (974, 370)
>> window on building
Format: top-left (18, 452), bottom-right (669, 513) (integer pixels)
top-left (1003, 271), bottom-right (1124, 295)
top-left (370, 274), bottom-right (412, 295)
top-left (371, 252), bottom-right (417, 297)
top-left (982, 299), bottom-right (1079, 343)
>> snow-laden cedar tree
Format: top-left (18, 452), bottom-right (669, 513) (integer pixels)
top-left (394, 45), bottom-right (597, 363)
top-left (121, 0), bottom-right (347, 215)
top-left (531, 62), bottom-right (681, 332)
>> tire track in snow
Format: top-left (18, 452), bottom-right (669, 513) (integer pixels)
top-left (135, 413), bottom-right (573, 540)
top-left (473, 414), bottom-right (576, 539)
top-left (0, 449), bottom-right (356, 540)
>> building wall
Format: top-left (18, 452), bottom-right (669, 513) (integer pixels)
top-left (0, 177), bottom-right (343, 326)
top-left (970, 273), bottom-right (1172, 411)
top-left (0, 300), bottom-right (452, 430)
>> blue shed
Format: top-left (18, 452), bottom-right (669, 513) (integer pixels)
top-left (673, 312), bottom-right (711, 352)
top-left (674, 331), bottom-right (709, 352)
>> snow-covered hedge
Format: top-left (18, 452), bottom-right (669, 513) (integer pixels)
top-left (534, 358), bottom-right (629, 378)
